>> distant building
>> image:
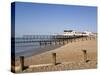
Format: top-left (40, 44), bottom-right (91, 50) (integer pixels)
top-left (63, 30), bottom-right (75, 36)
top-left (62, 30), bottom-right (93, 36)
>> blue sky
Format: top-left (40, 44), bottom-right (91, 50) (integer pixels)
top-left (14, 2), bottom-right (97, 35)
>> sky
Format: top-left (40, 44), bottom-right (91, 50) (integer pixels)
top-left (14, 2), bottom-right (97, 36)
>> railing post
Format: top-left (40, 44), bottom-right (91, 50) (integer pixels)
top-left (20, 56), bottom-right (24, 71)
top-left (52, 53), bottom-right (56, 65)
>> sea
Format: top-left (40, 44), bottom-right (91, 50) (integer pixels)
top-left (14, 35), bottom-right (63, 59)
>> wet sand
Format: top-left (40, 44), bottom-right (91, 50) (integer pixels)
top-left (15, 44), bottom-right (63, 60)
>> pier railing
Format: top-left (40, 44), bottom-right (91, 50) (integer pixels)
top-left (13, 35), bottom-right (92, 45)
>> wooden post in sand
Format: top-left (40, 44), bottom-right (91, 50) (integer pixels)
top-left (52, 53), bottom-right (57, 65)
top-left (20, 56), bottom-right (24, 71)
top-left (82, 50), bottom-right (87, 63)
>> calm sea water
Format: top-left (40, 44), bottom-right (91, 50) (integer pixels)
top-left (14, 35), bottom-right (73, 58)
top-left (15, 37), bottom-right (56, 58)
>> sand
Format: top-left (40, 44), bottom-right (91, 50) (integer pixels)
top-left (13, 37), bottom-right (97, 73)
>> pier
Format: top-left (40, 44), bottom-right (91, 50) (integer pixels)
top-left (13, 35), bottom-right (92, 46)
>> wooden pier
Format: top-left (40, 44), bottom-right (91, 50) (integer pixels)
top-left (14, 35), bottom-right (91, 46)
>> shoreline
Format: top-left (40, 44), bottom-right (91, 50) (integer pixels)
top-left (13, 37), bottom-right (97, 72)
top-left (15, 44), bottom-right (63, 60)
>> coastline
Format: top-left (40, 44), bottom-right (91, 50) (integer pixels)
top-left (13, 37), bottom-right (97, 72)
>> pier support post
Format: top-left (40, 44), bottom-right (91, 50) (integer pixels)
top-left (86, 37), bottom-right (87, 40)
top-left (82, 50), bottom-right (88, 63)
top-left (50, 41), bottom-right (52, 45)
top-left (82, 37), bottom-right (83, 41)
top-left (74, 38), bottom-right (76, 42)
top-left (55, 41), bottom-right (57, 45)
top-left (40, 41), bottom-right (42, 46)
top-left (59, 40), bottom-right (61, 45)
top-left (71, 39), bottom-right (72, 43)
top-left (20, 56), bottom-right (24, 71)
top-left (67, 39), bottom-right (69, 43)
top-left (52, 53), bottom-right (57, 65)
top-left (63, 40), bottom-right (65, 45)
